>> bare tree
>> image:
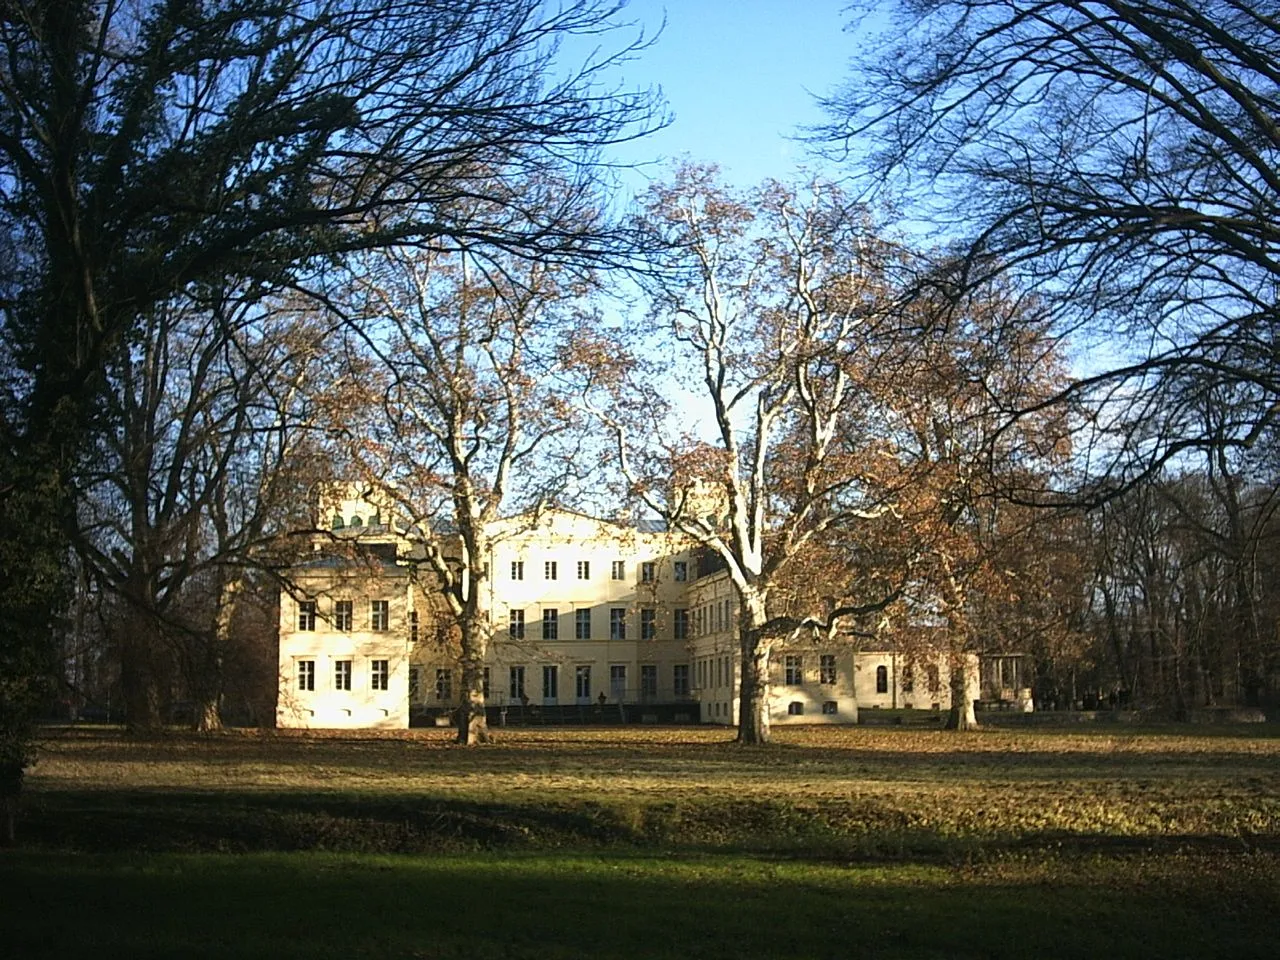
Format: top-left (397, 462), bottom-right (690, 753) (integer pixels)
top-left (333, 241), bottom-right (596, 744)
top-left (74, 289), bottom-right (337, 729)
top-left (600, 167), bottom-right (915, 744)
top-left (0, 0), bottom-right (660, 808)
top-left (818, 0), bottom-right (1280, 492)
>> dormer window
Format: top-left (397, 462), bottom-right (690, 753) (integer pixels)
top-left (350, 516), bottom-right (363, 528)
top-left (332, 515), bottom-right (345, 530)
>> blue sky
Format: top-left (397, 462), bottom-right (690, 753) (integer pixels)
top-left (600, 0), bottom-right (863, 191)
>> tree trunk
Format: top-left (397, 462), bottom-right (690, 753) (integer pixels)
top-left (945, 662), bottom-right (978, 730)
top-left (120, 626), bottom-right (163, 731)
top-left (456, 614), bottom-right (492, 745)
top-left (195, 698), bottom-right (223, 733)
top-left (736, 601), bottom-right (772, 744)
top-left (193, 576), bottom-right (240, 732)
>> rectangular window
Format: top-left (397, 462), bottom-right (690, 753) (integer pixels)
top-left (673, 608), bottom-right (689, 641)
top-left (297, 659), bottom-right (315, 691)
top-left (820, 654), bottom-right (837, 685)
top-left (716, 657), bottom-right (722, 688)
top-left (785, 655), bottom-right (803, 686)
top-left (408, 667), bottom-right (420, 700)
top-left (370, 599), bottom-right (389, 632)
top-left (610, 664), bottom-right (626, 699)
top-left (542, 608), bottom-right (559, 641)
top-left (510, 665), bottom-right (526, 700)
top-left (511, 560), bottom-right (524, 580)
top-left (823, 700), bottom-right (838, 715)
top-left (483, 667), bottom-right (491, 699)
top-left (673, 560), bottom-right (688, 582)
top-left (609, 608), bottom-right (627, 641)
top-left (575, 608), bottom-right (592, 640)
top-left (640, 608), bottom-right (657, 640)
top-left (409, 610), bottom-right (419, 644)
top-left (334, 600), bottom-right (352, 632)
top-left (673, 664), bottom-right (690, 696)
top-left (576, 665), bottom-right (591, 699)
top-left (543, 664), bottom-right (558, 700)
top-left (544, 560), bottom-right (557, 580)
top-left (370, 659), bottom-right (389, 691)
top-left (297, 600), bottom-right (316, 632)
top-left (577, 560), bottom-right (590, 580)
top-left (902, 665), bottom-right (914, 693)
top-left (788, 701), bottom-right (805, 716)
top-left (509, 609), bottom-right (525, 640)
top-left (435, 668), bottom-right (452, 701)
top-left (640, 664), bottom-right (658, 697)
top-left (334, 660), bottom-right (352, 691)
top-left (641, 561), bottom-right (655, 582)
top-left (611, 560), bottom-right (625, 580)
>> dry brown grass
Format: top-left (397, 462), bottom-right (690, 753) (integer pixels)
top-left (24, 723), bottom-right (1280, 853)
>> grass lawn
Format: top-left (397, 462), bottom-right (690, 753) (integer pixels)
top-left (3, 724), bottom-right (1279, 958)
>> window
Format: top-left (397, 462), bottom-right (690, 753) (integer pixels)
top-left (483, 667), bottom-right (491, 699)
top-left (509, 666), bottom-right (526, 700)
top-left (673, 608), bottom-right (689, 641)
top-left (822, 701), bottom-right (838, 715)
top-left (640, 664), bottom-right (658, 697)
top-left (673, 560), bottom-right (687, 582)
top-left (820, 654), bottom-right (837, 685)
top-left (611, 560), bottom-right (625, 580)
top-left (542, 608), bottom-right (559, 641)
top-left (902, 665), bottom-right (914, 693)
top-left (509, 609), bottom-right (525, 640)
top-left (577, 560), bottom-right (590, 580)
top-left (640, 608), bottom-right (656, 640)
top-left (788, 701), bottom-right (805, 716)
top-left (610, 664), bottom-right (626, 699)
top-left (575, 665), bottom-right (591, 699)
top-left (542, 664), bottom-right (558, 700)
top-left (575, 608), bottom-right (592, 640)
top-left (785, 655), bottom-right (803, 686)
top-left (544, 560), bottom-right (557, 580)
top-left (926, 664), bottom-right (940, 693)
top-left (876, 665), bottom-right (888, 694)
top-left (435, 668), bottom-right (452, 701)
top-left (370, 659), bottom-right (389, 691)
top-left (297, 660), bottom-right (315, 691)
top-left (334, 660), bottom-right (352, 691)
top-left (716, 657), bottom-right (722, 688)
top-left (673, 664), bottom-right (690, 696)
top-left (334, 600), bottom-right (352, 632)
top-left (511, 561), bottom-right (524, 580)
top-left (609, 608), bottom-right (627, 640)
top-left (409, 610), bottom-right (419, 644)
top-left (370, 599), bottom-right (389, 632)
top-left (297, 600), bottom-right (316, 632)
top-left (641, 561), bottom-right (655, 582)
top-left (408, 667), bottom-right (420, 700)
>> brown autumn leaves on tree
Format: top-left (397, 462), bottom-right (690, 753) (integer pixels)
top-left (598, 165), bottom-right (1077, 741)
top-left (320, 231), bottom-right (602, 745)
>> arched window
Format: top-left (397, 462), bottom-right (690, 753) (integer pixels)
top-left (349, 516), bottom-right (363, 528)
top-left (331, 515), bottom-right (345, 530)
top-left (875, 665), bottom-right (888, 694)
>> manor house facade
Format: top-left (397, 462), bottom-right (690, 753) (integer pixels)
top-left (276, 487), bottom-right (979, 729)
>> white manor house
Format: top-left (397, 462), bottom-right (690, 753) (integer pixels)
top-left (276, 487), bottom-right (997, 730)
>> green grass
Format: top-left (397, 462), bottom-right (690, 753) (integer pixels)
top-left (4, 849), bottom-right (1277, 959)
top-left (4, 724), bottom-right (1279, 958)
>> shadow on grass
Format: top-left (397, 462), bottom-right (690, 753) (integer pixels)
top-left (21, 789), bottom-right (1280, 861)
top-left (2, 848), bottom-right (1277, 960)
